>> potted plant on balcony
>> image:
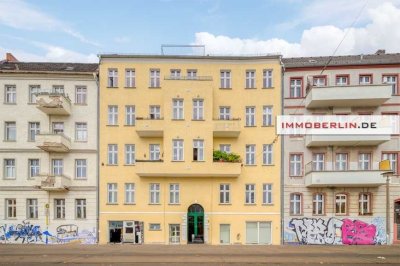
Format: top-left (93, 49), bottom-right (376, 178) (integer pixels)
top-left (213, 150), bottom-right (241, 163)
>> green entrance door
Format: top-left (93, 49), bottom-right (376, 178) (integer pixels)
top-left (188, 204), bottom-right (204, 243)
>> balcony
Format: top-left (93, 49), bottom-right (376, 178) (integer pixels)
top-left (34, 175), bottom-right (71, 191)
top-left (213, 119), bottom-right (241, 138)
top-left (305, 84), bottom-right (392, 109)
top-left (136, 161), bottom-right (242, 177)
top-left (305, 162), bottom-right (387, 187)
top-left (36, 92), bottom-right (71, 115)
top-left (164, 75), bottom-right (213, 81)
top-left (305, 134), bottom-right (391, 147)
top-left (36, 133), bottom-right (71, 152)
top-left (135, 118), bottom-right (164, 137)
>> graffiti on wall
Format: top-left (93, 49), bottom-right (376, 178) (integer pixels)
top-left (0, 220), bottom-right (96, 244)
top-left (285, 217), bottom-right (386, 245)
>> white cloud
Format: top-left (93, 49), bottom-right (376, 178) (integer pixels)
top-left (193, 2), bottom-right (400, 57)
top-left (0, 0), bottom-right (99, 46)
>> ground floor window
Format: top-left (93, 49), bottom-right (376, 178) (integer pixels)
top-left (169, 224), bottom-right (180, 244)
top-left (220, 224), bottom-right (230, 244)
top-left (246, 221), bottom-right (271, 244)
top-left (109, 220), bottom-right (144, 244)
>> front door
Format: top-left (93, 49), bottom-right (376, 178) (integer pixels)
top-left (395, 200), bottom-right (400, 241)
top-left (220, 224), bottom-right (230, 244)
top-left (188, 204), bottom-right (204, 243)
top-left (169, 224), bottom-right (180, 244)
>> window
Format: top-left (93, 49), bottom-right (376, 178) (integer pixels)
top-left (125, 105), bottom-right (135, 125)
top-left (52, 159), bottom-right (63, 175)
top-left (149, 223), bottom-right (161, 231)
top-left (187, 69), bottom-right (197, 79)
top-left (245, 184), bottom-right (255, 204)
top-left (54, 199), bottom-right (65, 219)
top-left (382, 153), bottom-right (398, 174)
top-left (169, 183), bottom-right (180, 204)
top-left (358, 153), bottom-right (371, 170)
top-left (5, 122), bottom-right (16, 141)
top-left (383, 75), bottom-right (398, 95)
top-left (107, 183), bottom-right (118, 204)
top-left (125, 144), bottom-right (135, 165)
top-left (108, 105), bottom-right (118, 125)
top-left (172, 139), bottom-right (184, 161)
top-left (359, 75), bottom-right (372, 85)
top-left (28, 122), bottom-right (40, 141)
top-left (4, 159), bottom-right (15, 179)
top-left (245, 107), bottom-right (255, 126)
top-left (75, 86), bottom-right (87, 104)
top-left (262, 106), bottom-right (272, 126)
top-left (169, 224), bottom-right (180, 244)
top-left (75, 122), bottom-right (87, 141)
top-left (5, 85), bottom-right (16, 103)
top-left (290, 154), bottom-right (303, 176)
top-left (27, 199), bottom-right (38, 219)
top-left (170, 69), bottom-right (181, 79)
top-left (150, 183), bottom-right (160, 204)
top-left (150, 144), bottom-right (160, 161)
top-left (172, 99), bottom-right (184, 119)
top-left (192, 99), bottom-right (204, 120)
top-left (52, 122), bottom-right (64, 134)
top-left (75, 159), bottom-right (87, 179)
top-left (52, 85), bottom-right (64, 94)
top-left (246, 222), bottom-right (271, 244)
top-left (290, 78), bottom-right (302, 98)
top-left (263, 70), bottom-right (273, 88)
top-left (108, 69), bottom-right (118, 87)
top-left (219, 184), bottom-right (230, 204)
top-left (359, 193), bottom-right (372, 215)
top-left (220, 71), bottom-right (231, 88)
top-left (335, 194), bottom-right (347, 215)
top-left (335, 153), bottom-right (348, 171)
top-left (125, 183), bottom-right (135, 204)
top-left (219, 144), bottom-right (231, 153)
top-left (193, 139), bottom-right (204, 161)
top-left (312, 153), bottom-right (325, 171)
top-left (149, 105), bottom-right (161, 119)
top-left (76, 199), bottom-right (86, 219)
top-left (219, 107), bottom-right (231, 120)
top-left (29, 85), bottom-right (40, 103)
top-left (150, 69), bottom-right (160, 87)
top-left (5, 199), bottom-right (16, 219)
top-left (263, 184), bottom-right (272, 204)
top-left (125, 69), bottom-right (135, 87)
top-left (245, 145), bottom-right (256, 165)
top-left (313, 76), bottom-right (326, 87)
top-left (28, 159), bottom-right (40, 178)
top-left (312, 193), bottom-right (325, 215)
top-left (336, 75), bottom-right (348, 86)
top-left (263, 144), bottom-right (273, 165)
top-left (108, 144), bottom-right (118, 165)
top-left (290, 193), bottom-right (302, 215)
top-left (245, 70), bottom-right (256, 88)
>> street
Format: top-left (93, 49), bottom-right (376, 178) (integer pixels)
top-left (0, 244), bottom-right (399, 265)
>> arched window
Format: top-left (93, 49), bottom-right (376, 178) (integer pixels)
top-left (188, 204), bottom-right (204, 213)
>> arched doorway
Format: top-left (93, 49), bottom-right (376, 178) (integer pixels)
top-left (187, 204), bottom-right (204, 243)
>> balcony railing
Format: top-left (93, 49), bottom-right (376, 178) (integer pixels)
top-left (213, 119), bottom-right (241, 138)
top-left (35, 133), bottom-right (71, 152)
top-left (305, 161), bottom-right (387, 187)
top-left (305, 134), bottom-right (390, 147)
top-left (135, 118), bottom-right (164, 137)
top-left (35, 91), bottom-right (71, 115)
top-left (164, 75), bottom-right (213, 81)
top-left (34, 174), bottom-right (71, 191)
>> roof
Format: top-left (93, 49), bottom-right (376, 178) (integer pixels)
top-left (99, 54), bottom-right (281, 60)
top-left (0, 62), bottom-right (98, 73)
top-left (282, 53), bottom-right (400, 68)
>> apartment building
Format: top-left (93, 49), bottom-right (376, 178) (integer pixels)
top-left (282, 51), bottom-right (400, 245)
top-left (0, 55), bottom-right (98, 244)
top-left (98, 54), bottom-right (282, 245)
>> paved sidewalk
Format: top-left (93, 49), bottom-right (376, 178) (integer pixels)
top-left (0, 244), bottom-right (399, 265)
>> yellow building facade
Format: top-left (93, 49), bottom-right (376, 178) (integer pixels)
top-left (98, 55), bottom-right (282, 245)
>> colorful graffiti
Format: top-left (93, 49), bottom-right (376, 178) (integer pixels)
top-left (286, 217), bottom-right (386, 245)
top-left (0, 220), bottom-right (96, 244)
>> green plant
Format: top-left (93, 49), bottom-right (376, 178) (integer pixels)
top-left (213, 150), bottom-right (241, 162)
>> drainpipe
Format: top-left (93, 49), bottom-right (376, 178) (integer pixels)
top-left (279, 56), bottom-right (285, 245)
top-left (94, 69), bottom-right (100, 244)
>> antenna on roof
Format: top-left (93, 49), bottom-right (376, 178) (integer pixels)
top-left (161, 44), bottom-right (205, 56)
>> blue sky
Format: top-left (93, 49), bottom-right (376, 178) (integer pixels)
top-left (1, 0), bottom-right (400, 62)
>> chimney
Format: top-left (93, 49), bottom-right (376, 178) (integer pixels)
top-left (375, 49), bottom-right (386, 55)
top-left (6, 53), bottom-right (18, 62)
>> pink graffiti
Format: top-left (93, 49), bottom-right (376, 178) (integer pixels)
top-left (341, 219), bottom-right (376, 245)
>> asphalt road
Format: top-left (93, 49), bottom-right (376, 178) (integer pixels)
top-left (0, 244), bottom-right (399, 265)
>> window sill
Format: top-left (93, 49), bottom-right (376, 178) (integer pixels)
top-left (27, 102), bottom-right (37, 105)
top-left (148, 203), bottom-right (161, 205)
top-left (244, 164), bottom-right (257, 167)
top-left (219, 88), bottom-right (232, 90)
top-left (168, 203), bottom-right (181, 206)
top-left (289, 175), bottom-right (303, 178)
top-left (3, 140), bottom-right (16, 142)
top-left (148, 87), bottom-right (161, 89)
top-left (124, 87), bottom-right (136, 89)
top-left (262, 164), bottom-right (275, 166)
top-left (26, 218), bottom-right (39, 220)
top-left (74, 103), bottom-right (87, 106)
top-left (244, 126), bottom-right (257, 128)
top-left (261, 125), bottom-right (274, 127)
top-left (54, 218), bottom-right (66, 220)
top-left (3, 178), bottom-right (16, 180)
top-left (107, 87), bottom-right (118, 89)
top-left (335, 214), bottom-right (348, 216)
top-left (106, 125), bottom-right (119, 127)
top-left (75, 218), bottom-right (87, 220)
top-left (74, 140), bottom-right (88, 143)
top-left (192, 160), bottom-right (205, 163)
top-left (359, 213), bottom-right (374, 216)
top-left (171, 160), bottom-right (185, 162)
top-left (244, 203), bottom-right (257, 206)
top-left (219, 203), bottom-right (231, 206)
top-left (244, 87), bottom-right (257, 90)
top-left (262, 87), bottom-right (274, 89)
top-left (5, 218), bottom-right (17, 220)
top-left (262, 203), bottom-right (274, 206)
top-left (149, 229), bottom-right (162, 231)
top-left (74, 178), bottom-right (88, 181)
top-left (124, 124), bottom-right (135, 127)
top-left (289, 214), bottom-right (303, 216)
top-left (191, 119), bottom-right (205, 121)
top-left (106, 203), bottom-right (118, 205)
top-left (312, 214), bottom-right (326, 217)
top-left (124, 164), bottom-right (136, 166)
top-left (171, 119), bottom-right (185, 121)
top-left (124, 203), bottom-right (136, 205)
top-left (3, 102), bottom-right (16, 105)
top-left (106, 164), bottom-right (119, 166)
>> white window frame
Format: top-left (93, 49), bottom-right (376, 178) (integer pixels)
top-left (262, 106), bottom-right (273, 126)
top-left (29, 85), bottom-right (41, 103)
top-left (150, 69), bottom-right (160, 87)
top-left (75, 122), bottom-right (87, 141)
top-left (125, 144), bottom-right (135, 165)
top-left (336, 76), bottom-right (348, 86)
top-left (172, 99), bottom-right (184, 120)
top-left (125, 183), bottom-right (135, 204)
top-left (5, 85), bottom-right (16, 103)
top-left (192, 99), bottom-right (204, 120)
top-left (219, 184), bottom-right (230, 204)
top-left (290, 79), bottom-right (302, 98)
top-left (170, 69), bottom-right (181, 79)
top-left (359, 75), bottom-right (372, 85)
top-left (245, 144), bottom-right (256, 165)
top-left (28, 159), bottom-right (40, 179)
top-left (262, 144), bottom-right (273, 165)
top-left (149, 105), bottom-right (161, 119)
top-left (75, 159), bottom-right (87, 179)
top-left (383, 75), bottom-right (398, 95)
top-left (172, 139), bottom-right (184, 161)
top-left (75, 199), bottom-right (87, 219)
top-left (28, 122), bottom-right (40, 142)
top-left (290, 193), bottom-right (302, 215)
top-left (312, 153), bottom-right (325, 171)
top-left (125, 69), bottom-right (135, 88)
top-left (245, 107), bottom-right (255, 126)
top-left (108, 183), bottom-right (118, 204)
top-left (4, 159), bottom-right (15, 179)
top-left (219, 144), bottom-right (231, 153)
top-left (108, 69), bottom-right (118, 87)
top-left (108, 105), bottom-right (118, 125)
top-left (6, 198), bottom-right (16, 219)
top-left (382, 153), bottom-right (398, 174)
top-left (52, 159), bottom-right (63, 176)
top-left (220, 71), bottom-right (231, 88)
top-left (193, 139), bottom-right (204, 161)
top-left (313, 77), bottom-right (326, 87)
top-left (149, 144), bottom-right (160, 161)
top-left (290, 154), bottom-right (302, 176)
top-left (359, 193), bottom-right (372, 215)
top-left (54, 199), bottom-right (65, 219)
top-left (263, 69), bottom-right (273, 88)
top-left (26, 198), bottom-right (38, 219)
top-left (150, 183), bottom-right (160, 204)
top-left (125, 105), bottom-right (135, 126)
top-left (263, 184), bottom-right (273, 204)
top-left (5, 121), bottom-right (16, 141)
top-left (335, 194), bottom-right (347, 215)
top-left (245, 70), bottom-right (256, 89)
top-left (312, 193), bottom-right (325, 215)
top-left (335, 153), bottom-right (348, 171)
top-left (169, 183), bottom-right (180, 204)
top-left (75, 86), bottom-right (87, 104)
top-left (245, 184), bottom-right (256, 204)
top-left (358, 153), bottom-right (371, 170)
top-left (187, 69), bottom-right (197, 79)
top-left (219, 107), bottom-right (231, 120)
top-left (52, 122), bottom-right (64, 134)
top-left (52, 85), bottom-right (64, 94)
top-left (108, 144), bottom-right (118, 165)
